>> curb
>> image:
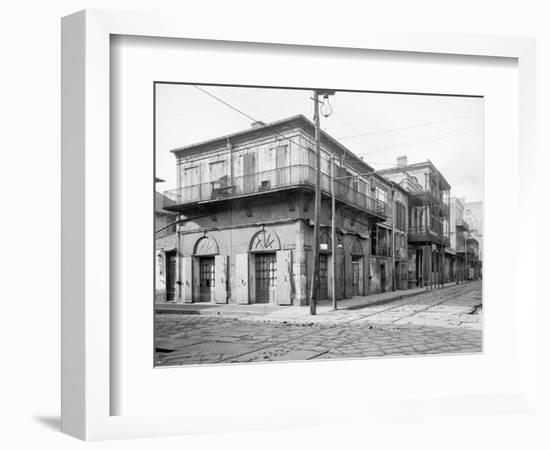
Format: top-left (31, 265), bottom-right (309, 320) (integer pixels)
top-left (155, 282), bottom-right (471, 317)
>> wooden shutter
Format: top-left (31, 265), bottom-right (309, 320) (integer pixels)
top-left (214, 255), bottom-right (228, 304)
top-left (276, 250), bottom-right (292, 305)
top-left (235, 253), bottom-right (249, 304)
top-left (344, 253), bottom-right (353, 299)
top-left (181, 256), bottom-right (193, 303)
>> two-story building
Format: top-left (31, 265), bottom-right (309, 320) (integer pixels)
top-left (378, 156), bottom-right (451, 288)
top-left (160, 115), bottom-right (394, 305)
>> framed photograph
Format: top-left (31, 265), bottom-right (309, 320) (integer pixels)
top-left (61, 9), bottom-right (537, 441)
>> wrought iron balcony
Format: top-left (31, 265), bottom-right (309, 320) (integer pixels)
top-left (408, 190), bottom-right (450, 215)
top-left (372, 246), bottom-right (392, 257)
top-left (162, 164), bottom-right (389, 218)
top-left (408, 225), bottom-right (450, 246)
top-left (455, 218), bottom-right (470, 231)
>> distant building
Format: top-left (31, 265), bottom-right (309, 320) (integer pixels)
top-left (155, 191), bottom-right (178, 301)
top-left (378, 156), bottom-right (451, 288)
top-left (464, 200), bottom-right (483, 260)
top-left (466, 235), bottom-right (482, 279)
top-left (449, 197), bottom-right (468, 282)
top-left (161, 115), bottom-right (399, 305)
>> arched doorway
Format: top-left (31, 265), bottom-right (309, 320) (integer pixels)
top-left (193, 235), bottom-right (219, 302)
top-left (250, 229), bottom-right (280, 303)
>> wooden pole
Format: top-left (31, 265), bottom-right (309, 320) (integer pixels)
top-left (309, 91), bottom-right (321, 315)
top-left (331, 155), bottom-right (337, 310)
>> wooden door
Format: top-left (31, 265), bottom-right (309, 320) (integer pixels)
top-left (165, 251), bottom-right (176, 301)
top-left (255, 253), bottom-right (276, 303)
top-left (199, 257), bottom-right (215, 302)
top-left (352, 258), bottom-right (360, 296)
top-left (243, 153), bottom-right (256, 194)
top-left (318, 254), bottom-right (328, 300)
top-left (183, 166), bottom-right (200, 202)
top-left (276, 145), bottom-right (289, 186)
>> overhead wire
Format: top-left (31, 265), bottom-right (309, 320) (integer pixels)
top-left (192, 85), bottom-right (480, 172)
top-left (336, 112), bottom-right (482, 140)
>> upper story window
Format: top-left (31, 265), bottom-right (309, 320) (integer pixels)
top-left (209, 159), bottom-right (226, 182)
top-left (375, 186), bottom-right (388, 204)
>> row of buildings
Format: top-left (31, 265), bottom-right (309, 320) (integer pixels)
top-left (155, 115), bottom-right (482, 304)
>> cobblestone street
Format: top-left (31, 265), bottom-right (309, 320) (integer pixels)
top-left (155, 281), bottom-right (482, 366)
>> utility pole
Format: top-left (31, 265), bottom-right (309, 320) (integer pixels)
top-left (331, 155), bottom-right (337, 310)
top-left (309, 89), bottom-right (334, 315)
top-left (391, 185), bottom-right (396, 291)
top-left (309, 91), bottom-right (321, 315)
top-left (464, 231), bottom-right (470, 282)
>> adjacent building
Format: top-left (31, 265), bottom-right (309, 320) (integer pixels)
top-left (155, 190), bottom-right (178, 301)
top-left (377, 157), bottom-right (451, 288)
top-left (449, 197), bottom-right (468, 283)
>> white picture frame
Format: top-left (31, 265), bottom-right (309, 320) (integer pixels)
top-left (61, 9), bottom-right (537, 441)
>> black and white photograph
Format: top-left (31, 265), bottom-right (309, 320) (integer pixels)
top-left (154, 83), bottom-right (483, 366)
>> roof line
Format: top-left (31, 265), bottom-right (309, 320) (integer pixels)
top-left (170, 114), bottom-right (375, 173)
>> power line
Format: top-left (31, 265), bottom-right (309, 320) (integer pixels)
top-left (191, 85), bottom-right (479, 173)
top-left (336, 113), bottom-right (482, 140)
top-left (363, 126), bottom-right (481, 158)
top-left (193, 85), bottom-right (258, 123)
top-left (193, 85), bottom-right (323, 158)
top-left (332, 111), bottom-right (394, 164)
top-left (193, 85), bottom-right (376, 171)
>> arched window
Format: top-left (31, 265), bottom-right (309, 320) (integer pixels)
top-left (193, 235), bottom-right (219, 256)
top-left (350, 238), bottom-right (363, 256)
top-left (249, 229), bottom-right (281, 252)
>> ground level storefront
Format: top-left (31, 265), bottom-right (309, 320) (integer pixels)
top-left (155, 220), bottom-right (404, 306)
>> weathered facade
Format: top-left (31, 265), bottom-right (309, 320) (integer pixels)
top-left (378, 157), bottom-right (451, 288)
top-left (161, 115), bottom-right (394, 305)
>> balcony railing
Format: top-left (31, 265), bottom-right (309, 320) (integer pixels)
top-left (409, 225), bottom-right (450, 246)
top-left (408, 190), bottom-right (450, 214)
top-left (456, 218), bottom-right (469, 231)
top-left (372, 246), bottom-right (392, 257)
top-left (163, 164), bottom-right (389, 218)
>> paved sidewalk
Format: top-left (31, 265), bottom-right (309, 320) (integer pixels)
top-left (156, 281), bottom-right (476, 322)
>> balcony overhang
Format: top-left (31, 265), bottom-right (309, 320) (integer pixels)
top-left (163, 182), bottom-right (389, 222)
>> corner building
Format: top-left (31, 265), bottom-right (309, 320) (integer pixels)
top-left (161, 115), bottom-right (394, 305)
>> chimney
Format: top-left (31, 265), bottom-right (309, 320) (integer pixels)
top-left (250, 120), bottom-right (266, 128)
top-left (396, 155), bottom-right (407, 168)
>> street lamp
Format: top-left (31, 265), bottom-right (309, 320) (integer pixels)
top-left (320, 93), bottom-right (333, 117)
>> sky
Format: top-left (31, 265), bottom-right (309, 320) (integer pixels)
top-left (155, 83), bottom-right (483, 203)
